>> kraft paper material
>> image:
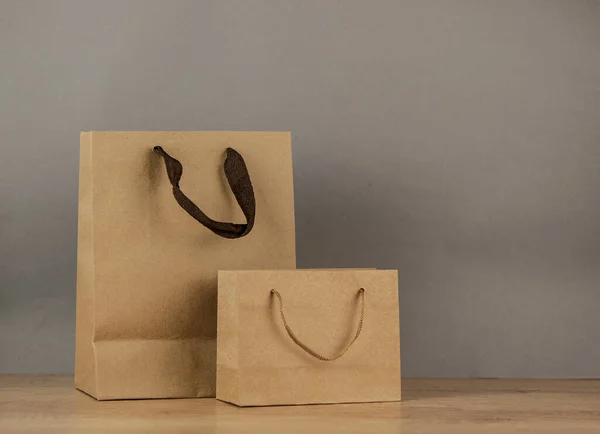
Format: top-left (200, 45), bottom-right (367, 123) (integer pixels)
top-left (216, 269), bottom-right (401, 406)
top-left (75, 131), bottom-right (296, 400)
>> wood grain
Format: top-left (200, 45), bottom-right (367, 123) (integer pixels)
top-left (1, 376), bottom-right (599, 433)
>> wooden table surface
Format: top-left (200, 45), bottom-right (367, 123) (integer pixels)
top-left (1, 376), bottom-right (599, 433)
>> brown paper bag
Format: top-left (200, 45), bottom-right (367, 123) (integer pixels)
top-left (216, 269), bottom-right (401, 406)
top-left (75, 131), bottom-right (296, 400)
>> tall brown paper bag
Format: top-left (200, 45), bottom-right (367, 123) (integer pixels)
top-left (216, 269), bottom-right (401, 406)
top-left (75, 131), bottom-right (296, 400)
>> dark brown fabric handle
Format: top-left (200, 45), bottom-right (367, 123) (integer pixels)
top-left (153, 146), bottom-right (256, 239)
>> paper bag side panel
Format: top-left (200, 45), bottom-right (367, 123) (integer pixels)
top-left (391, 270), bottom-right (402, 401)
top-left (74, 132), bottom-right (98, 398)
top-left (216, 271), bottom-right (240, 404)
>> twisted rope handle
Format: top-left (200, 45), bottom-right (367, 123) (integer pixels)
top-left (270, 288), bottom-right (365, 361)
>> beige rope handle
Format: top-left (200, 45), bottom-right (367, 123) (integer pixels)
top-left (270, 288), bottom-right (365, 362)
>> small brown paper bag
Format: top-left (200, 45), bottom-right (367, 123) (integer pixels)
top-left (75, 131), bottom-right (296, 400)
top-left (216, 269), bottom-right (401, 406)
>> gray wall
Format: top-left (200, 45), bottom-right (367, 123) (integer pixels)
top-left (1, 0), bottom-right (599, 377)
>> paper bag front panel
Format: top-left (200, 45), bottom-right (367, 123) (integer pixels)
top-left (76, 131), bottom-right (296, 400)
top-left (217, 270), bottom-right (400, 406)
